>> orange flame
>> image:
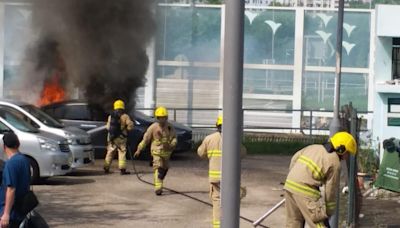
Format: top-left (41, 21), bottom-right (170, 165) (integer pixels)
top-left (38, 73), bottom-right (65, 106)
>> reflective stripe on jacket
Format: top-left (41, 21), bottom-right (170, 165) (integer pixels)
top-left (198, 132), bottom-right (247, 183)
top-left (284, 144), bottom-right (340, 216)
top-left (137, 122), bottom-right (177, 157)
top-left (198, 132), bottom-right (222, 183)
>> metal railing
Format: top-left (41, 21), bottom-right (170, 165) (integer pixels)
top-left (136, 107), bottom-right (371, 135)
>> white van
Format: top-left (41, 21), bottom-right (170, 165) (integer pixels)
top-left (0, 114), bottom-right (72, 183)
top-left (0, 100), bottom-right (94, 168)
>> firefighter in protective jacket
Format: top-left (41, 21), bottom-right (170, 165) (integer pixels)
top-left (104, 100), bottom-right (134, 175)
top-left (134, 106), bottom-right (177, 196)
top-left (197, 115), bottom-right (247, 228)
top-left (284, 131), bottom-right (357, 228)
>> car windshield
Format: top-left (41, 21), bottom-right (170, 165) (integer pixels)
top-left (0, 111), bottom-right (39, 133)
top-left (134, 111), bottom-right (154, 122)
top-left (21, 105), bottom-right (64, 129)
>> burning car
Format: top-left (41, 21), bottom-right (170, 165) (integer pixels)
top-left (0, 100), bottom-right (94, 168)
top-left (41, 100), bottom-right (193, 158)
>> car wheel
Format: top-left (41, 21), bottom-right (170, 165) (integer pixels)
top-left (28, 158), bottom-right (40, 184)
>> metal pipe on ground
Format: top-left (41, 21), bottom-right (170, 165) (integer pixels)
top-left (253, 199), bottom-right (286, 227)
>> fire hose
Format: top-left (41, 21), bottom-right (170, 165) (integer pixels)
top-left (126, 144), bottom-right (269, 228)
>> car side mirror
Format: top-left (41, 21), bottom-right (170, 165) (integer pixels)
top-left (0, 129), bottom-right (12, 134)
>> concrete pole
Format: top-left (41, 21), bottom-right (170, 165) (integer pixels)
top-left (221, 0), bottom-right (245, 227)
top-left (329, 0), bottom-right (345, 227)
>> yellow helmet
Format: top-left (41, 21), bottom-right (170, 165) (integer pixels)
top-left (113, 100), bottom-right (125, 110)
top-left (216, 115), bottom-right (223, 126)
top-left (155, 106), bottom-right (168, 118)
top-left (330, 132), bottom-right (357, 156)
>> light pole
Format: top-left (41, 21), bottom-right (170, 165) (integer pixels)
top-left (264, 20), bottom-right (281, 89)
top-left (221, 0), bottom-right (245, 227)
top-left (329, 0), bottom-right (345, 227)
top-left (265, 20), bottom-right (281, 63)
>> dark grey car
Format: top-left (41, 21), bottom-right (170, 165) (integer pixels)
top-left (41, 100), bottom-right (193, 157)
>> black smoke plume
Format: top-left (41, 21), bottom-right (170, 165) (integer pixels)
top-left (22, 0), bottom-right (155, 111)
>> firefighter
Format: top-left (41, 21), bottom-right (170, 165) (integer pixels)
top-left (284, 131), bottom-right (357, 228)
top-left (134, 106), bottom-right (177, 196)
top-left (104, 99), bottom-right (134, 175)
top-left (197, 115), bottom-right (246, 228)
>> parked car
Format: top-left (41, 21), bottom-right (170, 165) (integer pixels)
top-left (0, 100), bottom-right (94, 168)
top-left (41, 100), bottom-right (193, 157)
top-left (0, 110), bottom-right (72, 183)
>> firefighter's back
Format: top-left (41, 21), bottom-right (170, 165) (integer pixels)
top-left (284, 144), bottom-right (340, 199)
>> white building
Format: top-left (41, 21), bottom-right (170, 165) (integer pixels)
top-left (0, 2), bottom-right (396, 140)
top-left (373, 4), bottom-right (400, 158)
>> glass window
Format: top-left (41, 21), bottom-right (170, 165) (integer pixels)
top-left (243, 98), bottom-right (292, 109)
top-left (302, 72), bottom-right (368, 111)
top-left (392, 39), bottom-right (400, 80)
top-left (244, 9), bottom-right (295, 65)
top-left (387, 98), bottom-right (400, 127)
top-left (51, 106), bottom-right (66, 120)
top-left (303, 11), bottom-right (371, 68)
top-left (134, 111), bottom-right (154, 123)
top-left (0, 106), bottom-right (40, 128)
top-left (0, 109), bottom-right (39, 133)
top-left (88, 105), bottom-right (108, 121)
top-left (157, 6), bottom-right (221, 62)
top-left (0, 122), bottom-right (11, 134)
top-left (4, 4), bottom-right (32, 65)
top-left (157, 65), bottom-right (219, 80)
top-left (64, 105), bottom-right (91, 121)
top-left (21, 105), bottom-right (64, 128)
top-left (244, 69), bottom-right (293, 95)
top-left (3, 4), bottom-right (33, 98)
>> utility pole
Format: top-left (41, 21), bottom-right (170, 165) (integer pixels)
top-left (221, 0), bottom-right (245, 227)
top-left (329, 0), bottom-right (345, 227)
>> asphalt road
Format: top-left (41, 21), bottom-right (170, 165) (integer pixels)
top-left (34, 153), bottom-right (289, 228)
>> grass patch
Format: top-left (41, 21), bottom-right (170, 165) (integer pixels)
top-left (243, 134), bottom-right (327, 155)
top-left (192, 134), bottom-right (327, 156)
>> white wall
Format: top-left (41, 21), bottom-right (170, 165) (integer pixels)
top-left (373, 36), bottom-right (400, 159)
top-left (376, 4), bottom-right (400, 37)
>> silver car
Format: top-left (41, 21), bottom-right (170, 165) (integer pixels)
top-left (0, 114), bottom-right (72, 183)
top-left (0, 100), bottom-right (94, 168)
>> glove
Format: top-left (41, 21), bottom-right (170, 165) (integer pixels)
top-left (134, 150), bottom-right (141, 158)
top-left (342, 186), bottom-right (349, 194)
top-left (240, 186), bottom-right (247, 199)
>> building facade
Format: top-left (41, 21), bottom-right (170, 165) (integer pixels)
top-left (150, 4), bottom-right (373, 130)
top-left (373, 4), bottom-right (400, 158)
top-left (0, 2), bottom-right (393, 135)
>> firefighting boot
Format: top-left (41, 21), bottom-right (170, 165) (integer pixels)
top-left (120, 169), bottom-right (131, 175)
top-left (155, 189), bottom-right (163, 196)
top-left (104, 167), bottom-right (110, 174)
